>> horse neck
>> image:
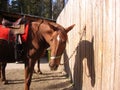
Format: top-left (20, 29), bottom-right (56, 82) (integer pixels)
top-left (39, 23), bottom-right (53, 45)
top-left (36, 30), bottom-right (49, 49)
top-left (40, 30), bottom-right (52, 46)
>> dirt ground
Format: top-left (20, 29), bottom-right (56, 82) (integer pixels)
top-left (0, 58), bottom-right (74, 90)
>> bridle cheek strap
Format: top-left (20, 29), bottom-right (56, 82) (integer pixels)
top-left (50, 55), bottom-right (61, 60)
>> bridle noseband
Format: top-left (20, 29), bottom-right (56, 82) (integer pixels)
top-left (50, 55), bottom-right (62, 60)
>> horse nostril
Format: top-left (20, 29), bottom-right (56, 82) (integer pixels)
top-left (49, 62), bottom-right (54, 67)
top-left (54, 65), bottom-right (58, 70)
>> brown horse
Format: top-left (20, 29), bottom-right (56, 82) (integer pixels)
top-left (0, 18), bottom-right (75, 90)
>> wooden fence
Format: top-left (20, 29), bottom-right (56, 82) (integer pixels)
top-left (57, 0), bottom-right (120, 90)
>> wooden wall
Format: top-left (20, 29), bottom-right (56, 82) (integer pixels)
top-left (57, 0), bottom-right (120, 90)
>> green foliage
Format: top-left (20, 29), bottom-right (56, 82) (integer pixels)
top-left (0, 0), bottom-right (66, 20)
top-left (10, 0), bottom-right (52, 19)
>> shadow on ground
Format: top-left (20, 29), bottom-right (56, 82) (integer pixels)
top-left (0, 58), bottom-right (74, 90)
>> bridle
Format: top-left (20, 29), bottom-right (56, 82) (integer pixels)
top-left (49, 29), bottom-right (67, 60)
top-left (50, 55), bottom-right (62, 60)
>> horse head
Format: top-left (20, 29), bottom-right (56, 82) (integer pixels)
top-left (46, 22), bottom-right (75, 70)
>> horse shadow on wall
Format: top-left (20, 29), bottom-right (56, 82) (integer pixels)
top-left (63, 37), bottom-right (95, 90)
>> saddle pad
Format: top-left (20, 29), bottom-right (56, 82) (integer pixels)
top-left (0, 24), bottom-right (29, 42)
top-left (21, 24), bottom-right (29, 42)
top-left (0, 25), bottom-right (10, 40)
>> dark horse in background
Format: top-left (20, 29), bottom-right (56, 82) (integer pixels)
top-left (0, 16), bottom-right (75, 90)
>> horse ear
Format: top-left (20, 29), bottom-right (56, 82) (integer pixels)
top-left (65, 24), bottom-right (75, 33)
top-left (48, 23), bottom-right (58, 31)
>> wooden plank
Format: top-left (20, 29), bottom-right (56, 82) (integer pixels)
top-left (102, 0), bottom-right (116, 90)
top-left (94, 0), bottom-right (103, 90)
top-left (102, 0), bottom-right (110, 89)
top-left (114, 0), bottom-right (120, 89)
top-left (79, 0), bottom-right (87, 90)
top-left (109, 0), bottom-right (116, 89)
top-left (92, 0), bottom-right (97, 89)
top-left (110, 0), bottom-right (115, 89)
top-left (73, 0), bottom-right (86, 89)
top-left (85, 0), bottom-right (95, 90)
top-left (98, 1), bottom-right (103, 90)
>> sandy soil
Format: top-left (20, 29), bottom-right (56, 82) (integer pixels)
top-left (0, 58), bottom-right (74, 90)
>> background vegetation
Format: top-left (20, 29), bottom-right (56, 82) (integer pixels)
top-left (0, 0), bottom-right (68, 20)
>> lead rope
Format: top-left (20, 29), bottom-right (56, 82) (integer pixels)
top-left (60, 25), bottom-right (86, 65)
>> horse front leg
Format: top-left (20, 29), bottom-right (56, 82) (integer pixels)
top-left (0, 62), bottom-right (7, 84)
top-left (24, 59), bottom-right (36, 90)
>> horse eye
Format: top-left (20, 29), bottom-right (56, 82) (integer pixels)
top-left (62, 41), bottom-right (66, 44)
top-left (63, 42), bottom-right (66, 44)
top-left (50, 38), bottom-right (53, 41)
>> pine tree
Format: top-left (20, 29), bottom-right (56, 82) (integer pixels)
top-left (0, 0), bottom-right (9, 11)
top-left (0, 0), bottom-right (66, 20)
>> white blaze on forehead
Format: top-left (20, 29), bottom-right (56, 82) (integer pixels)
top-left (57, 35), bottom-right (61, 41)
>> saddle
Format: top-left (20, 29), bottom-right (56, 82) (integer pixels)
top-left (1, 17), bottom-right (27, 60)
top-left (2, 16), bottom-right (26, 34)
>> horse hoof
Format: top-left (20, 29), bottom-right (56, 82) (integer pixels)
top-left (33, 70), bottom-right (43, 74)
top-left (37, 70), bottom-right (42, 74)
top-left (38, 71), bottom-right (42, 74)
top-left (2, 80), bottom-right (8, 84)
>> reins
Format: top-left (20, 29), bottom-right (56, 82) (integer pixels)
top-left (60, 25), bottom-right (86, 65)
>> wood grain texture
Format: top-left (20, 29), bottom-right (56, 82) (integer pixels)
top-left (57, 0), bottom-right (120, 90)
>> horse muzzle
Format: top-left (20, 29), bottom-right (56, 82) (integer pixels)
top-left (49, 63), bottom-right (58, 71)
top-left (49, 55), bottom-right (61, 70)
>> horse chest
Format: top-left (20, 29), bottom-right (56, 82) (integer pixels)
top-left (27, 43), bottom-right (47, 60)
